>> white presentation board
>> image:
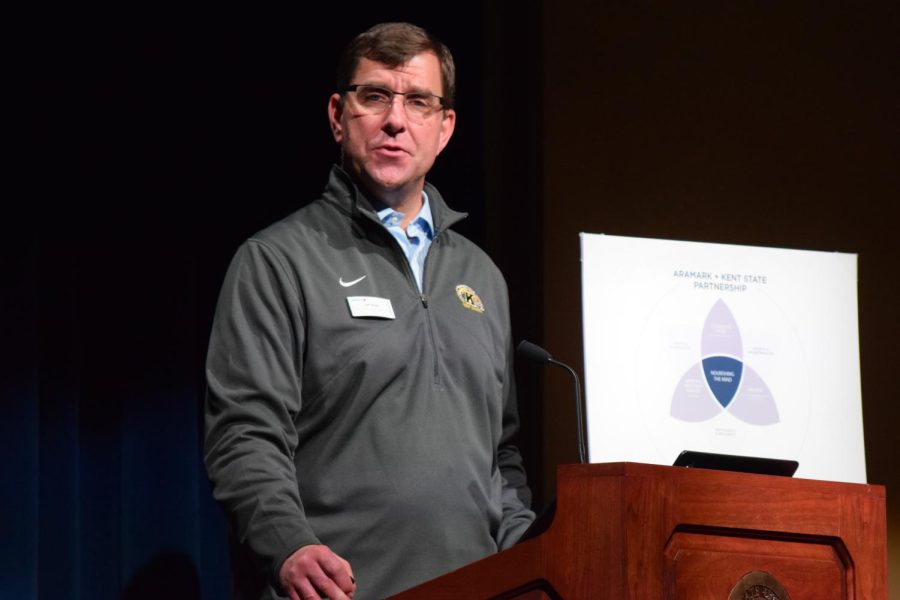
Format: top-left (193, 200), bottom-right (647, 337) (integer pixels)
top-left (580, 233), bottom-right (865, 483)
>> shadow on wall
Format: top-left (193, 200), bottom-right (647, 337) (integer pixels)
top-left (121, 550), bottom-right (201, 600)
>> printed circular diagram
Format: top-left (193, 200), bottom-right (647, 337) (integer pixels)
top-left (633, 285), bottom-right (811, 464)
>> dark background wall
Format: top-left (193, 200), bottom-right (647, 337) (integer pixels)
top-left (529, 1), bottom-right (899, 594)
top-left (9, 2), bottom-right (897, 597)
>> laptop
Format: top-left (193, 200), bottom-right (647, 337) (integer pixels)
top-left (673, 450), bottom-right (798, 477)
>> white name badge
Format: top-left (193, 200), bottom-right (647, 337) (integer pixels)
top-left (346, 296), bottom-right (395, 319)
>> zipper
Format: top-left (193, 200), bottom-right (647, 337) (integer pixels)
top-left (421, 231), bottom-right (441, 386)
top-left (372, 218), bottom-right (443, 387)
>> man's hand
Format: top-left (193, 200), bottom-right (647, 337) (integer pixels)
top-left (279, 544), bottom-right (356, 600)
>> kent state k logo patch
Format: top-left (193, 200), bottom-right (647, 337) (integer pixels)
top-left (455, 284), bottom-right (485, 314)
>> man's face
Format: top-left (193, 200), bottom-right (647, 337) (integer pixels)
top-left (328, 52), bottom-right (456, 204)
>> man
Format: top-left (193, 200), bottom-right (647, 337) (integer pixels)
top-left (204, 22), bottom-right (534, 600)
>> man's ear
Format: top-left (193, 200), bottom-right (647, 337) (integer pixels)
top-left (327, 93), bottom-right (344, 143)
top-left (436, 108), bottom-right (456, 156)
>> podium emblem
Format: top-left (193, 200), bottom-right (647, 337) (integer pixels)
top-left (728, 571), bottom-right (791, 600)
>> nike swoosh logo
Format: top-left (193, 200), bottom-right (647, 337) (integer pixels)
top-left (339, 275), bottom-right (367, 287)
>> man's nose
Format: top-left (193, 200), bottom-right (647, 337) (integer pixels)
top-left (381, 96), bottom-right (409, 132)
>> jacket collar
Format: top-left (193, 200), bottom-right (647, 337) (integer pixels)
top-left (323, 164), bottom-right (467, 233)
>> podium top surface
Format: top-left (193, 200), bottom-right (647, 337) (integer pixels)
top-left (561, 462), bottom-right (884, 497)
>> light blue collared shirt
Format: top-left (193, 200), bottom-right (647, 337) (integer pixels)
top-left (376, 192), bottom-right (435, 293)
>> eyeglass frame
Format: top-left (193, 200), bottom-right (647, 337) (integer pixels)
top-left (340, 84), bottom-right (448, 120)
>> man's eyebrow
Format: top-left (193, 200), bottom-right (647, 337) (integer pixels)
top-left (403, 85), bottom-right (438, 96)
top-left (356, 81), bottom-right (438, 95)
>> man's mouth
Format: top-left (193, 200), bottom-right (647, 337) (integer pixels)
top-left (374, 145), bottom-right (408, 156)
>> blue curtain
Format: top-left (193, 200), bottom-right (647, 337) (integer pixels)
top-left (2, 236), bottom-right (231, 600)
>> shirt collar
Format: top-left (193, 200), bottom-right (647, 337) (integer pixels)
top-left (375, 192), bottom-right (434, 237)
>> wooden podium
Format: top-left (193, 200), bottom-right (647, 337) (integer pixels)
top-left (390, 463), bottom-right (887, 599)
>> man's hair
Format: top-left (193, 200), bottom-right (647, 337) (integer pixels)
top-left (337, 22), bottom-right (456, 109)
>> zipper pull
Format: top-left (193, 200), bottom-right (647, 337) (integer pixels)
top-left (421, 294), bottom-right (428, 308)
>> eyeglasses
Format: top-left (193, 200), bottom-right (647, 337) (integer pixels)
top-left (342, 84), bottom-right (446, 123)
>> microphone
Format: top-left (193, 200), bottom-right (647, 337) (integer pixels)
top-left (516, 340), bottom-right (587, 464)
top-left (516, 339), bottom-right (552, 364)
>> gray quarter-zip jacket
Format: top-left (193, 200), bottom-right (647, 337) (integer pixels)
top-left (204, 166), bottom-right (534, 600)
